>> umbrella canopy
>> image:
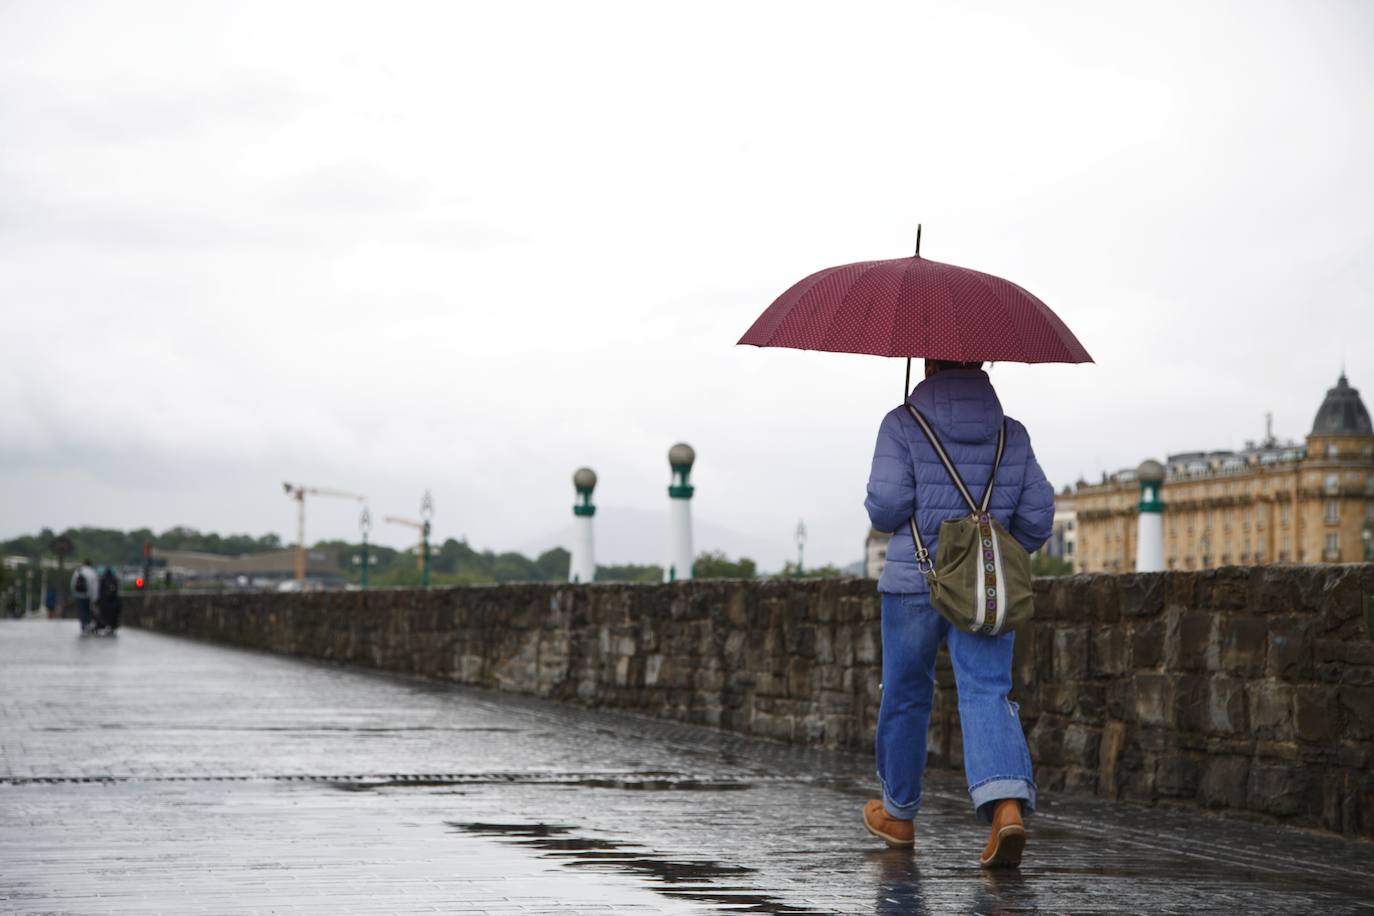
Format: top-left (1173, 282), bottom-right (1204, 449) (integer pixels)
top-left (738, 255), bottom-right (1092, 364)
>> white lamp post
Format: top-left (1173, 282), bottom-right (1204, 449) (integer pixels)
top-left (666, 443), bottom-right (696, 582)
top-left (570, 468), bottom-right (597, 584)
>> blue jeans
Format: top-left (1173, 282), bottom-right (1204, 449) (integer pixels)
top-left (75, 598), bottom-right (92, 630)
top-left (876, 592), bottom-right (1035, 823)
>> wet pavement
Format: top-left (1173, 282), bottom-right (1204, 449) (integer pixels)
top-left (2, 620), bottom-right (1372, 915)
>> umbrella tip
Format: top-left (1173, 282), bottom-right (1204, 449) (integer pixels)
top-left (914, 224), bottom-right (922, 258)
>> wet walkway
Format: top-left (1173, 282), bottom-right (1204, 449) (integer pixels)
top-left (1, 619), bottom-right (1371, 915)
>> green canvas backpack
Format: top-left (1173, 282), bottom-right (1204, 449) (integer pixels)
top-left (904, 405), bottom-right (1035, 636)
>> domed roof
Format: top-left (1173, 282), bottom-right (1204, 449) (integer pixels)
top-left (1311, 373), bottom-right (1373, 436)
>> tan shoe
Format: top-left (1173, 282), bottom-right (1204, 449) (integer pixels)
top-left (863, 799), bottom-right (914, 848)
top-left (979, 799), bottom-right (1027, 868)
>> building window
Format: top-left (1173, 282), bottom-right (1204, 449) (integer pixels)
top-left (1256, 509), bottom-right (1265, 529)
top-left (1325, 533), bottom-right (1340, 558)
top-left (1328, 443), bottom-right (1340, 459)
top-left (1255, 547), bottom-right (1264, 563)
top-left (1326, 500), bottom-right (1340, 523)
top-left (1325, 474), bottom-right (1340, 494)
top-left (1066, 541), bottom-right (1075, 557)
top-left (1281, 505), bottom-right (1290, 527)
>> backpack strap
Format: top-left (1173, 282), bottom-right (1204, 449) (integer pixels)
top-left (904, 405), bottom-right (1007, 513)
top-left (903, 404), bottom-right (1008, 571)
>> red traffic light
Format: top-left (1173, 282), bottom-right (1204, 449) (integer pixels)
top-left (135, 577), bottom-right (145, 589)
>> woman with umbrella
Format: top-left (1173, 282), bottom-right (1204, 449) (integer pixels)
top-left (740, 235), bottom-right (1090, 867)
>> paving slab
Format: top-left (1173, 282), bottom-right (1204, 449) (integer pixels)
top-left (1, 619), bottom-right (1371, 915)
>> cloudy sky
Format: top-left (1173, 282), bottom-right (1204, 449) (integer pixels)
top-left (3, 1), bottom-right (1372, 568)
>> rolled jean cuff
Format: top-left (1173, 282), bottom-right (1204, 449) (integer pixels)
top-left (969, 777), bottom-right (1036, 824)
top-left (879, 773), bottom-right (921, 820)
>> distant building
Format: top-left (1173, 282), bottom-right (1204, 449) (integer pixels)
top-left (864, 528), bottom-right (892, 579)
top-left (1074, 372), bottom-right (1374, 572)
top-left (1045, 487), bottom-right (1078, 571)
top-left (154, 548), bottom-right (341, 585)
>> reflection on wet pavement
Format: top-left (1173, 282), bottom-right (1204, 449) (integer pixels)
top-left (454, 821), bottom-right (825, 914)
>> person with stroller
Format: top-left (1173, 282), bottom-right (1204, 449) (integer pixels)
top-left (94, 566), bottom-right (121, 636)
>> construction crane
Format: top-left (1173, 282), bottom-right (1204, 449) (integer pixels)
top-left (385, 490), bottom-right (434, 587)
top-left (282, 482), bottom-right (366, 582)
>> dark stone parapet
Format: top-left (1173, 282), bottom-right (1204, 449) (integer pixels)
top-left (125, 565), bottom-right (1374, 838)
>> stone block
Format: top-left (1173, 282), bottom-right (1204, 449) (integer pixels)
top-left (1249, 566), bottom-right (1303, 615)
top-left (1321, 569), bottom-right (1365, 635)
top-left (1131, 617), bottom-right (1165, 670)
top-left (1205, 677), bottom-right (1248, 736)
top-left (1172, 675), bottom-right (1208, 733)
top-left (1338, 685), bottom-right (1374, 740)
top-left (814, 626), bottom-right (835, 664)
top-left (1220, 616), bottom-right (1268, 677)
top-left (1043, 683), bottom-right (1077, 716)
top-left (1118, 573), bottom-right (1164, 618)
top-left (1249, 682), bottom-right (1293, 739)
top-left (1027, 716), bottom-right (1066, 767)
top-left (1090, 628), bottom-right (1127, 677)
top-left (854, 627), bottom-right (878, 664)
top-left (1062, 722), bottom-right (1101, 768)
top-left (1198, 756), bottom-right (1249, 809)
top-left (1265, 616), bottom-right (1314, 681)
top-left (1294, 685), bottom-right (1338, 743)
top-left (1096, 720), bottom-right (1127, 799)
top-left (1247, 764), bottom-right (1315, 818)
top-left (1104, 681), bottom-right (1131, 720)
top-left (1199, 568), bottom-right (1250, 611)
top-left (1133, 674), bottom-right (1170, 727)
top-left (1168, 609), bottom-right (1216, 672)
top-left (1076, 684), bottom-right (1107, 719)
top-left (640, 653), bottom-right (664, 687)
top-left (1315, 639), bottom-right (1374, 667)
top-left (833, 625), bottom-right (855, 667)
top-left (1156, 753), bottom-right (1202, 798)
top-left (1053, 627), bottom-right (1089, 681)
top-left (1164, 571), bottom-right (1197, 611)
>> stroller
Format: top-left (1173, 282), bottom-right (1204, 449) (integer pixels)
top-left (93, 567), bottom-right (122, 636)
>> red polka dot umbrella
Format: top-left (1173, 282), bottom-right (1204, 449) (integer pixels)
top-left (738, 232), bottom-right (1092, 388)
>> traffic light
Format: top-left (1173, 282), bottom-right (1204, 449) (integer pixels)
top-left (135, 577), bottom-right (145, 590)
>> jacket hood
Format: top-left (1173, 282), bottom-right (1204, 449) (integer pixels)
top-left (906, 369), bottom-right (1005, 445)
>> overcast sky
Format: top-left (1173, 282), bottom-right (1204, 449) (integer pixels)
top-left (3, 1), bottom-right (1373, 568)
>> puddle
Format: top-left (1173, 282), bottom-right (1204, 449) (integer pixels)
top-left (453, 821), bottom-right (828, 914)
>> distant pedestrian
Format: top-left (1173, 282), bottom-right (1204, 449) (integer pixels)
top-left (70, 559), bottom-right (99, 634)
top-left (95, 567), bottom-right (121, 636)
top-left (862, 361), bottom-right (1054, 868)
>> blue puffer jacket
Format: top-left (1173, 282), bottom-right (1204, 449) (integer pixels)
top-left (865, 369), bottom-right (1055, 594)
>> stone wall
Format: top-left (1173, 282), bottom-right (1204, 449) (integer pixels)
top-left (125, 565), bottom-right (1374, 838)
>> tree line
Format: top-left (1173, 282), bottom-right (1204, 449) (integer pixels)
top-left (0, 527), bottom-right (812, 585)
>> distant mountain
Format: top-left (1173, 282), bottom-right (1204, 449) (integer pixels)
top-left (520, 506), bottom-right (784, 568)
